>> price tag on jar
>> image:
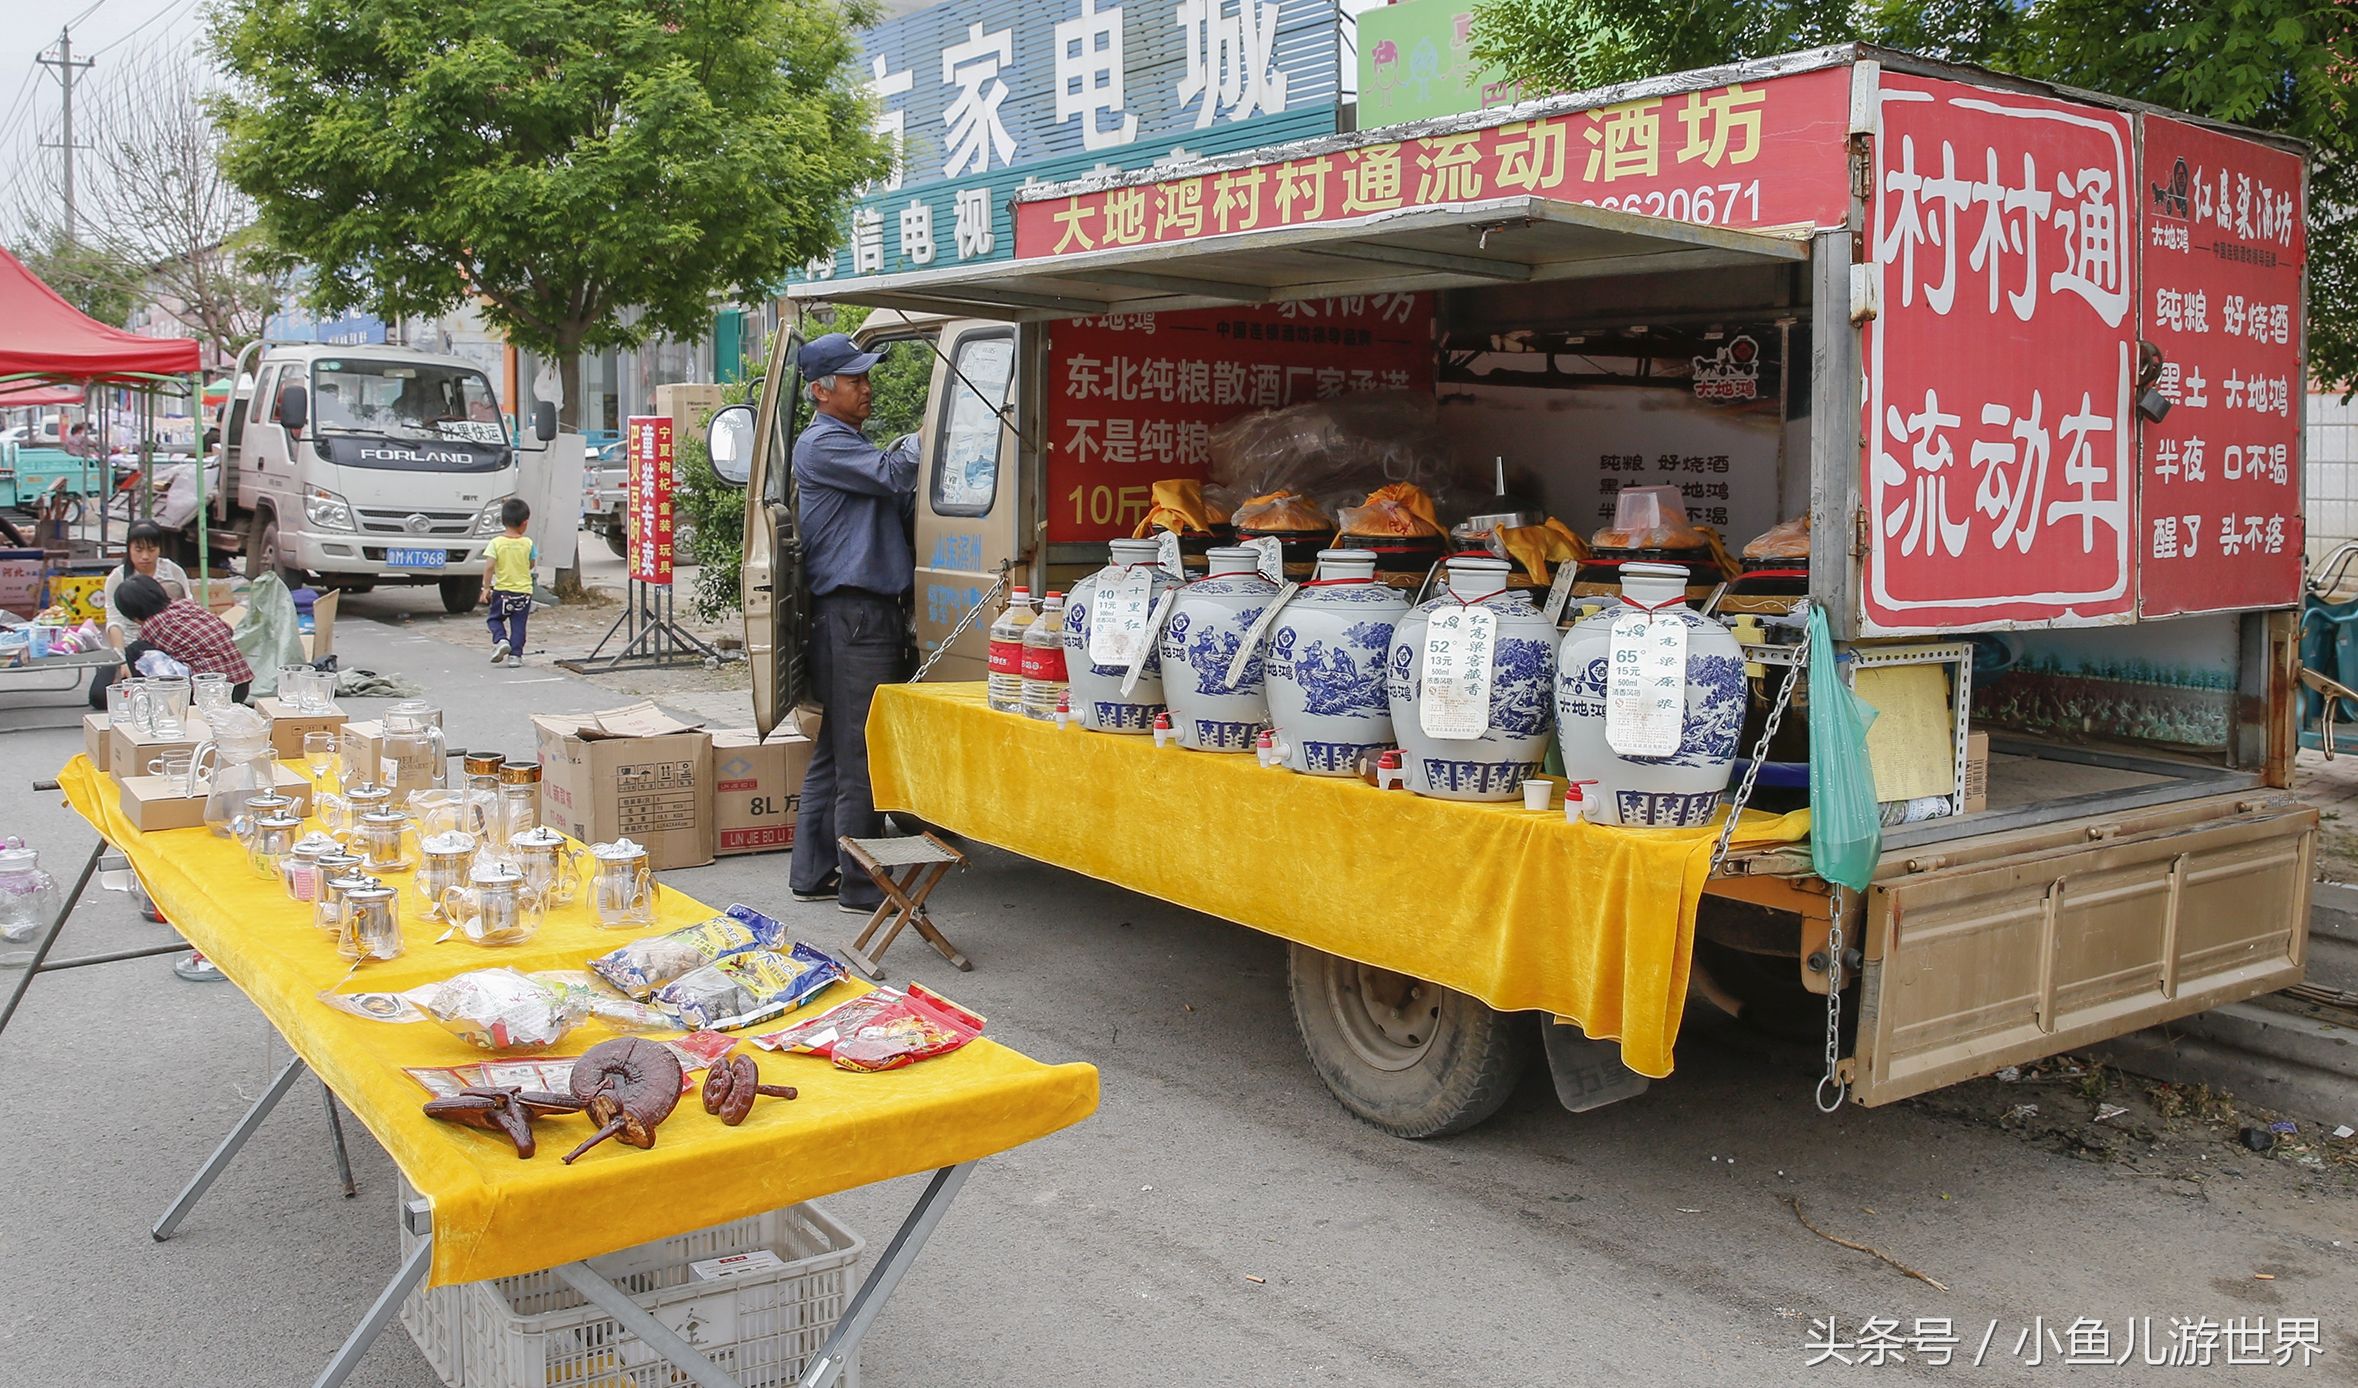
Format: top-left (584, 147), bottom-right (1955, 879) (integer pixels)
top-left (1541, 562), bottom-right (1582, 627)
top-left (1605, 610), bottom-right (1686, 757)
top-left (1155, 530), bottom-right (1185, 578)
top-left (1248, 535), bottom-right (1285, 584)
top-left (1419, 606), bottom-right (1496, 741)
top-left (1120, 588), bottom-right (1179, 697)
top-left (1223, 582), bottom-right (1300, 689)
top-left (1088, 567), bottom-right (1157, 667)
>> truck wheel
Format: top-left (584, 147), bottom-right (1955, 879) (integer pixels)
top-left (1286, 943), bottom-right (1530, 1138)
top-left (439, 577), bottom-right (480, 614)
top-left (603, 526), bottom-right (627, 558)
top-left (249, 514), bottom-right (301, 586)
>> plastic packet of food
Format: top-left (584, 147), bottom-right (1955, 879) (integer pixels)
top-left (654, 942), bottom-right (844, 1031)
top-left (1742, 513), bottom-right (1811, 561)
top-left (1231, 489), bottom-right (1333, 535)
top-left (529, 970), bottom-right (678, 1034)
top-left (752, 982), bottom-right (985, 1072)
top-left (588, 908), bottom-right (788, 998)
top-left (318, 989), bottom-right (428, 1023)
top-left (403, 967), bottom-right (580, 1053)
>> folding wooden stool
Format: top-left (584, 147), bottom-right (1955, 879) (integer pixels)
top-left (839, 832), bottom-right (972, 980)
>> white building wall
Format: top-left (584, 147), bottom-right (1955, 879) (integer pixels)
top-left (2310, 390), bottom-right (2358, 570)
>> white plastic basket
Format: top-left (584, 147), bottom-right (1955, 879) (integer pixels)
top-left (398, 1181), bottom-right (466, 1387)
top-left (399, 1183), bottom-right (864, 1388)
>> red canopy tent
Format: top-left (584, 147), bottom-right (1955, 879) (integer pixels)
top-left (0, 381), bottom-right (85, 408)
top-left (0, 243), bottom-right (200, 383)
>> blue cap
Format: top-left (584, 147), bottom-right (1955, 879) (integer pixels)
top-left (798, 332), bottom-right (885, 379)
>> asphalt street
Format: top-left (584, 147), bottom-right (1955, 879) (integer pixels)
top-left (3, 599), bottom-right (2355, 1387)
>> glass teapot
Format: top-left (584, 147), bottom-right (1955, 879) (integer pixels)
top-left (193, 706), bottom-right (281, 839)
top-left (351, 806), bottom-right (422, 874)
top-left (381, 700), bottom-right (448, 800)
top-left (319, 780), bottom-right (395, 836)
top-left (507, 826), bottom-right (582, 906)
top-left (589, 838), bottom-right (659, 930)
top-left (0, 838), bottom-right (61, 959)
top-left (441, 861), bottom-right (541, 946)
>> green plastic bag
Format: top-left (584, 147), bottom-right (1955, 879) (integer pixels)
top-left (1806, 605), bottom-right (1881, 891)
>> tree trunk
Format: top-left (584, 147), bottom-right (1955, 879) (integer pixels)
top-left (552, 345), bottom-right (588, 599)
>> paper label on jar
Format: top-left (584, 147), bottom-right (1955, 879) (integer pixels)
top-left (1121, 588), bottom-right (1178, 697)
top-left (1419, 606), bottom-right (1496, 741)
top-left (1605, 610), bottom-right (1687, 757)
top-left (1542, 562), bottom-right (1581, 627)
top-left (1088, 567), bottom-right (1156, 667)
top-left (1224, 581), bottom-right (1299, 689)
top-left (1248, 536), bottom-right (1284, 584)
top-left (1155, 531), bottom-right (1184, 578)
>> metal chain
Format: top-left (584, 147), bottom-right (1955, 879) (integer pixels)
top-left (1703, 612), bottom-right (1809, 879)
top-left (910, 567), bottom-right (1010, 685)
top-left (1817, 880), bottom-right (1849, 1112)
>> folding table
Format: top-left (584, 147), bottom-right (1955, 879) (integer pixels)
top-left (48, 757), bottom-right (1099, 1388)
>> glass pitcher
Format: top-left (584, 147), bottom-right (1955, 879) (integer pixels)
top-left (589, 838), bottom-right (659, 930)
top-left (193, 706), bottom-right (280, 838)
top-left (441, 861), bottom-right (542, 946)
top-left (381, 700), bottom-right (448, 801)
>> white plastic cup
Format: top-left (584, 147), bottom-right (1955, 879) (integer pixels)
top-left (1522, 778), bottom-right (1551, 812)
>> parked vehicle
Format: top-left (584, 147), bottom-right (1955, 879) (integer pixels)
top-left (197, 342), bottom-right (556, 611)
top-left (716, 45), bottom-right (2317, 1136)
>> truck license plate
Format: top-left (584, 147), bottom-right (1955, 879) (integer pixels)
top-left (387, 548), bottom-right (445, 568)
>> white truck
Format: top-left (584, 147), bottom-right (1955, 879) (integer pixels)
top-left (199, 342), bottom-right (556, 612)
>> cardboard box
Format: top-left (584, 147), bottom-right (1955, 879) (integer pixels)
top-left (340, 719), bottom-right (446, 800)
top-left (532, 702), bottom-right (715, 869)
top-left (655, 382), bottom-right (728, 438)
top-left (83, 712), bottom-right (111, 773)
top-left (108, 713), bottom-right (211, 786)
top-left (255, 695), bottom-right (349, 760)
top-left (118, 763), bottom-right (311, 833)
top-left (304, 591), bottom-right (339, 660)
top-left (0, 548), bottom-right (43, 614)
top-left (1961, 731), bottom-right (1990, 814)
top-left (48, 573), bottom-right (106, 623)
top-left (710, 728), bottom-right (816, 856)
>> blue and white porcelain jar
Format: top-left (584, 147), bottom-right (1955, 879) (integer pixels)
top-left (1555, 561), bottom-right (1745, 827)
top-left (1159, 546), bottom-right (1276, 752)
top-left (1265, 549), bottom-right (1408, 776)
top-left (1063, 538), bottom-right (1184, 733)
top-left (1385, 556), bottom-right (1556, 801)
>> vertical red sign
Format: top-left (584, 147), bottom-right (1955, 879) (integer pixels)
top-left (626, 414), bottom-right (674, 585)
top-left (1045, 296), bottom-right (1433, 543)
top-left (1862, 75), bottom-right (2139, 633)
top-left (2137, 117), bottom-right (2305, 616)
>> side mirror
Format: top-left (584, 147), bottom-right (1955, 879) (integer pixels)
top-left (707, 404), bottom-right (755, 487)
top-left (279, 384), bottom-right (309, 435)
top-left (533, 400), bottom-right (558, 442)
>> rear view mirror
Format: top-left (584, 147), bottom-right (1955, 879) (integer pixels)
top-left (279, 383), bottom-right (309, 435)
top-left (707, 404), bottom-right (755, 486)
top-left (533, 400), bottom-right (558, 442)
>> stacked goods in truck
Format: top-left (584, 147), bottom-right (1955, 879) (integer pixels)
top-left (1020, 592), bottom-right (1069, 721)
top-left (986, 586), bottom-right (1036, 714)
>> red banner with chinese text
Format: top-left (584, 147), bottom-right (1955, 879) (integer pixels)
top-left (1862, 75), bottom-right (2139, 633)
top-left (2137, 117), bottom-right (2305, 617)
top-left (626, 415), bottom-right (675, 586)
top-left (1014, 68), bottom-right (1851, 258)
top-left (1045, 297), bottom-right (1434, 543)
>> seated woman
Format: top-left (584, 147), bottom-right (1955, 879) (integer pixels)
top-left (100, 521), bottom-right (191, 644)
top-left (106, 574), bottom-right (253, 704)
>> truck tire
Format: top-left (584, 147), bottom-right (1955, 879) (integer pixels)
top-left (439, 576), bottom-right (480, 614)
top-left (1286, 943), bottom-right (1531, 1138)
top-left (603, 525), bottom-right (627, 558)
top-left (248, 514), bottom-right (301, 586)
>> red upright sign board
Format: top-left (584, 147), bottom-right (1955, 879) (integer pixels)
top-left (2137, 117), bottom-right (2306, 617)
top-left (1862, 74), bottom-right (2139, 633)
top-left (1045, 298), bottom-right (1434, 543)
top-left (626, 414), bottom-right (675, 586)
top-left (1014, 68), bottom-right (1854, 258)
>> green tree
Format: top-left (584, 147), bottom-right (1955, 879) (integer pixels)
top-left (17, 234), bottom-right (139, 329)
top-left (207, 0), bottom-right (889, 428)
top-left (1469, 0), bottom-right (2358, 393)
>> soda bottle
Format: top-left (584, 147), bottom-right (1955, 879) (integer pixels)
top-left (985, 585), bottom-right (1034, 713)
top-left (1020, 592), bottom-right (1068, 721)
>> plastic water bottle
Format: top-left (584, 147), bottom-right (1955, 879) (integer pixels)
top-left (1019, 592), bottom-right (1068, 721)
top-left (985, 585), bottom-right (1034, 713)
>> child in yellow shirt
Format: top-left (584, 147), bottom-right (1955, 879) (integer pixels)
top-left (479, 498), bottom-right (537, 666)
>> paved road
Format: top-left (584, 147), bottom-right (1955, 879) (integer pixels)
top-left (3, 611), bottom-right (2354, 1387)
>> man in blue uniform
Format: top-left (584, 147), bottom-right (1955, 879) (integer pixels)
top-left (788, 333), bottom-right (921, 915)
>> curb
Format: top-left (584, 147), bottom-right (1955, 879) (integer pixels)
top-left (2095, 996), bottom-right (2358, 1127)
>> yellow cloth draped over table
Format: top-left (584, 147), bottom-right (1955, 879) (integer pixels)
top-left (868, 683), bottom-right (1810, 1078)
top-left (54, 757), bottom-right (1098, 1288)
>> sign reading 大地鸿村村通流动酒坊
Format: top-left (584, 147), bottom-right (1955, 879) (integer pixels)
top-left (786, 0), bottom-right (1342, 285)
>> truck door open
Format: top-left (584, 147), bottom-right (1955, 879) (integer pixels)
top-left (912, 322), bottom-right (1021, 678)
top-left (742, 329), bottom-right (805, 739)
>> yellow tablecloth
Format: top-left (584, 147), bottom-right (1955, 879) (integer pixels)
top-left (869, 683), bottom-right (1810, 1078)
top-left (56, 757), bottom-right (1098, 1288)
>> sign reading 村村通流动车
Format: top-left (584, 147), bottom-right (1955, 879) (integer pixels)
top-left (786, 0), bottom-right (1341, 286)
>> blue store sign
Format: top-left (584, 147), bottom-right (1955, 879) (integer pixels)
top-left (792, 0), bottom-right (1342, 284)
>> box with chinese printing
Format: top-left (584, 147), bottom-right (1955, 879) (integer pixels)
top-left (532, 702), bottom-right (715, 870)
top-left (255, 695), bottom-right (349, 760)
top-left (108, 714), bottom-right (211, 787)
top-left (710, 728), bottom-right (816, 856)
top-left (118, 762), bottom-right (311, 833)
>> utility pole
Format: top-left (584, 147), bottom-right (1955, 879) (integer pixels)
top-left (36, 26), bottom-right (95, 245)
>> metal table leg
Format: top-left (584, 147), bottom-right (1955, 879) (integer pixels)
top-left (555, 1262), bottom-right (746, 1388)
top-left (0, 838), bottom-right (104, 1040)
top-left (795, 1161), bottom-right (980, 1388)
top-left (152, 1051), bottom-right (306, 1240)
top-left (323, 1082), bottom-right (358, 1199)
top-left (312, 1233), bottom-right (432, 1388)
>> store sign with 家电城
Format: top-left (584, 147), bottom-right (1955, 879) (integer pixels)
top-left (789, 0), bottom-right (1342, 285)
